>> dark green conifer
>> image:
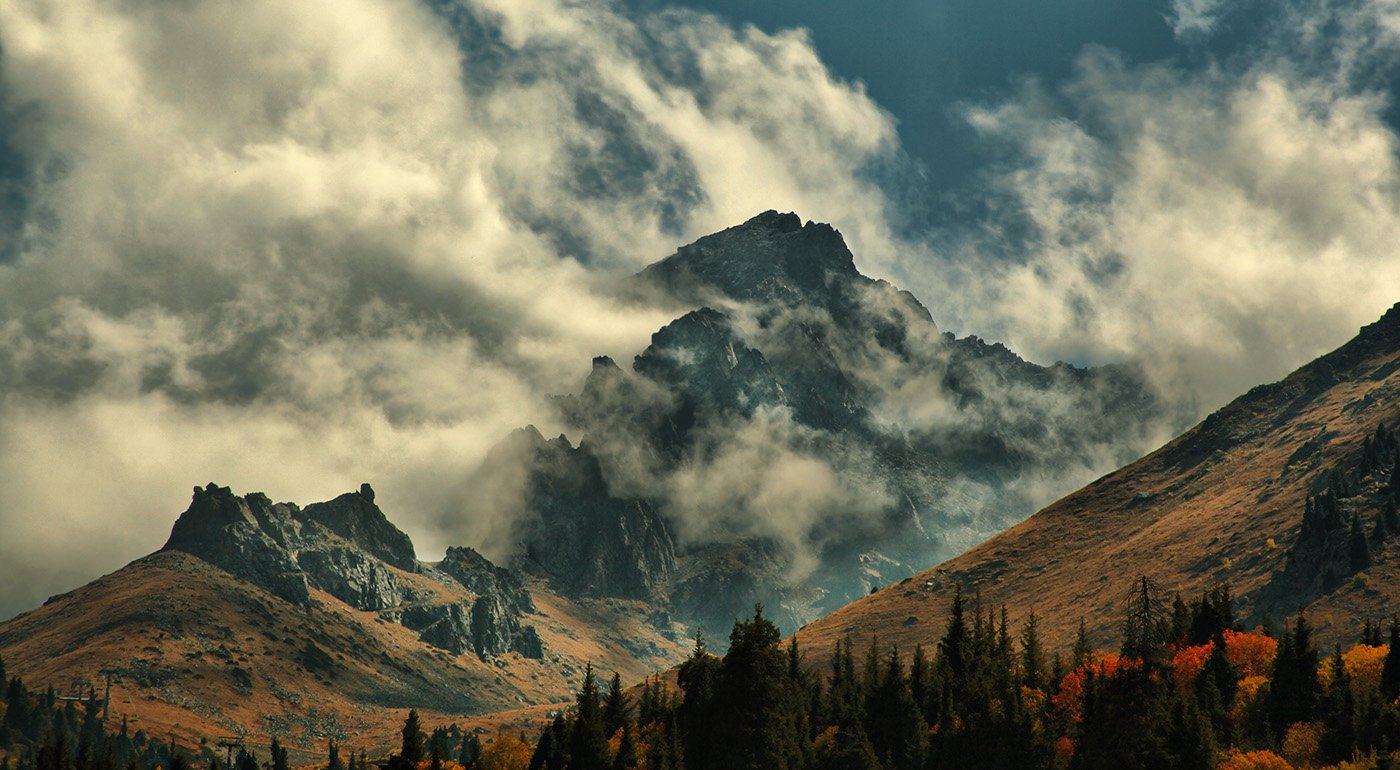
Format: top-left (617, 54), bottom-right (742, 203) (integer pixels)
top-left (1267, 615), bottom-right (1322, 735)
top-left (1073, 619), bottom-right (1093, 668)
top-left (400, 710), bottom-right (425, 767)
top-left (602, 672), bottom-right (629, 738)
top-left (326, 741), bottom-right (345, 770)
top-left (1383, 615), bottom-right (1400, 703)
top-left (1020, 613), bottom-right (1048, 691)
top-left (567, 664), bottom-right (610, 770)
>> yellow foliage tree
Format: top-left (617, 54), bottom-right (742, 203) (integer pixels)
top-left (1217, 749), bottom-right (1295, 770)
top-left (476, 734), bottom-right (532, 770)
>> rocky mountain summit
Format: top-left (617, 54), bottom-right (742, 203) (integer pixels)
top-left (496, 211), bottom-right (1170, 639)
top-left (162, 483), bottom-right (540, 659)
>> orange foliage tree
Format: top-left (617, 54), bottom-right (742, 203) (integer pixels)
top-left (1217, 749), bottom-right (1295, 770)
top-left (476, 734), bottom-right (532, 770)
top-left (1223, 631), bottom-right (1278, 678)
top-left (1051, 655), bottom-right (1136, 724)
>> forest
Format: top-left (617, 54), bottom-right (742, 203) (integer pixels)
top-left (4, 584), bottom-right (1400, 770)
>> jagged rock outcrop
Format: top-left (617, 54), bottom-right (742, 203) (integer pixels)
top-left (161, 484), bottom-right (542, 659)
top-left (163, 485), bottom-right (311, 606)
top-left (503, 428), bottom-right (678, 600)
top-left (296, 545), bottom-right (407, 611)
top-left (302, 485), bottom-right (417, 571)
top-left (494, 210), bottom-right (1167, 640)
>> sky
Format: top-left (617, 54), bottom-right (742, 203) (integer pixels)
top-left (1, 0), bottom-right (1400, 618)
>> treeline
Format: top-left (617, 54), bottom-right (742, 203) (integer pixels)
top-left (0, 654), bottom-right (184, 770)
top-left (503, 587), bottom-right (1400, 770)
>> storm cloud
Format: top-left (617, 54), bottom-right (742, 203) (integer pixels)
top-left (1, 0), bottom-right (1398, 618)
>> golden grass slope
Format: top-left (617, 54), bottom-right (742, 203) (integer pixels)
top-left (796, 303), bottom-right (1400, 662)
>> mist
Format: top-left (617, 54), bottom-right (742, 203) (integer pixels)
top-left (2, 0), bottom-right (1399, 618)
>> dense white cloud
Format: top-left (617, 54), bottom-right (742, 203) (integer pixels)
top-left (0, 0), bottom-right (907, 616)
top-left (2, 0), bottom-right (1400, 619)
top-left (903, 10), bottom-right (1400, 414)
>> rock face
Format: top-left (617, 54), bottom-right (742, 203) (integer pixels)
top-left (502, 428), bottom-right (678, 600)
top-left (507, 210), bottom-right (1167, 640)
top-left (162, 484), bottom-right (541, 659)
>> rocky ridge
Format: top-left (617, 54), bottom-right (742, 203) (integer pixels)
top-left (503, 210), bottom-right (1168, 640)
top-left (162, 483), bottom-right (541, 659)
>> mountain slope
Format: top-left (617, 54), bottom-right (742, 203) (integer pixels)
top-left (794, 301), bottom-right (1400, 659)
top-left (0, 487), bottom-right (688, 753)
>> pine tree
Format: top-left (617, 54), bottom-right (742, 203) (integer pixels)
top-left (677, 633), bottom-right (721, 769)
top-left (326, 741), bottom-right (345, 770)
top-left (1020, 613), bottom-right (1048, 691)
top-left (270, 739), bottom-right (289, 770)
top-left (1196, 631), bottom-right (1238, 744)
top-left (234, 750), bottom-right (258, 770)
top-left (1073, 619), bottom-right (1094, 668)
top-left (1320, 647), bottom-right (1357, 763)
top-left (568, 664), bottom-right (611, 770)
top-left (1350, 514), bottom-right (1373, 571)
top-left (706, 606), bottom-right (805, 770)
top-left (460, 735), bottom-right (482, 769)
top-left (1267, 615), bottom-right (1322, 735)
top-left (398, 710), bottom-right (425, 767)
top-left (1383, 616), bottom-right (1400, 702)
top-left (864, 648), bottom-right (925, 770)
top-left (603, 672), bottom-right (629, 738)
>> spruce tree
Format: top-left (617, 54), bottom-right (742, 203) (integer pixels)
top-left (1020, 613), bottom-right (1047, 691)
top-left (1381, 615), bottom-right (1400, 702)
top-left (568, 664), bottom-right (611, 770)
top-left (1267, 615), bottom-right (1322, 735)
top-left (1320, 647), bottom-right (1357, 763)
top-left (706, 606), bottom-right (805, 770)
top-left (326, 741), bottom-right (345, 770)
top-left (677, 633), bottom-right (720, 769)
top-left (1073, 619), bottom-right (1093, 668)
top-left (1350, 514), bottom-right (1373, 571)
top-left (399, 710), bottom-right (425, 767)
top-left (602, 672), bottom-right (629, 738)
top-left (459, 735), bottom-right (482, 769)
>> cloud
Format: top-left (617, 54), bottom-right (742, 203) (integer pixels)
top-left (4, 0), bottom-right (1400, 622)
top-left (1167, 0), bottom-right (1228, 40)
top-left (902, 6), bottom-right (1400, 415)
top-left (0, 0), bottom-right (908, 617)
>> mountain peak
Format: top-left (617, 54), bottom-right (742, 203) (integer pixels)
top-left (634, 210), bottom-right (858, 307)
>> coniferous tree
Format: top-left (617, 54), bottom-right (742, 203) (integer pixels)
top-left (1020, 613), bottom-right (1048, 691)
top-left (602, 673), bottom-right (629, 739)
top-left (326, 741), bottom-right (345, 770)
top-left (677, 633), bottom-right (720, 769)
top-left (1073, 619), bottom-right (1094, 668)
top-left (568, 664), bottom-right (610, 770)
top-left (1196, 630), bottom-right (1238, 743)
top-left (1320, 647), bottom-right (1357, 763)
top-left (1267, 616), bottom-right (1322, 736)
top-left (705, 607), bottom-right (805, 770)
top-left (460, 735), bottom-right (482, 770)
top-left (610, 726), bottom-right (638, 770)
top-left (400, 710), bottom-right (425, 767)
top-left (863, 649), bottom-right (924, 770)
top-left (1350, 514), bottom-right (1373, 571)
top-left (270, 739), bottom-right (289, 770)
top-left (234, 750), bottom-right (258, 770)
top-left (527, 725), bottom-right (557, 770)
top-left (1382, 616), bottom-right (1400, 703)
